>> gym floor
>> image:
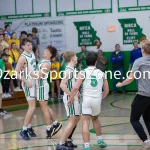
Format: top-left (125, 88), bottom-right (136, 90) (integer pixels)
top-left (0, 94), bottom-right (147, 150)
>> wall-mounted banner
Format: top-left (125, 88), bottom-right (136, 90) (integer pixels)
top-left (0, 17), bottom-right (66, 54)
top-left (118, 18), bottom-right (147, 44)
top-left (74, 21), bottom-right (100, 46)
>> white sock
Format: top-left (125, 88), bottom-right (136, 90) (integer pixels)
top-left (47, 125), bottom-right (52, 131)
top-left (59, 141), bottom-right (65, 145)
top-left (84, 143), bottom-right (90, 148)
top-left (144, 140), bottom-right (149, 143)
top-left (28, 123), bottom-right (32, 128)
top-left (53, 120), bottom-right (58, 125)
top-left (23, 126), bottom-right (27, 131)
top-left (97, 136), bottom-right (102, 140)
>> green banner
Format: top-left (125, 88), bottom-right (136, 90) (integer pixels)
top-left (74, 21), bottom-right (100, 46)
top-left (118, 18), bottom-right (147, 44)
top-left (0, 13), bottom-right (51, 20)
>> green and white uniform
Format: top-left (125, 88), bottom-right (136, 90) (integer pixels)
top-left (63, 65), bottom-right (80, 117)
top-left (21, 52), bottom-right (36, 101)
top-left (36, 59), bottom-right (51, 101)
top-left (81, 66), bottom-right (104, 116)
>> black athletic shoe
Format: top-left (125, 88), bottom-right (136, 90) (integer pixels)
top-left (56, 144), bottom-right (74, 150)
top-left (27, 127), bottom-right (37, 137)
top-left (52, 123), bottom-right (62, 136)
top-left (46, 127), bottom-right (55, 139)
top-left (20, 130), bottom-right (30, 140)
top-left (65, 139), bottom-right (77, 148)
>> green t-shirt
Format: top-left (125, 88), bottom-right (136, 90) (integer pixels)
top-left (0, 59), bottom-right (5, 84)
top-left (77, 50), bottom-right (89, 70)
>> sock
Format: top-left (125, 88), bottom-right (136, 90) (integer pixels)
top-left (28, 123), bottom-right (32, 129)
top-left (97, 136), bottom-right (102, 140)
top-left (47, 125), bottom-right (52, 131)
top-left (84, 142), bottom-right (90, 148)
top-left (144, 140), bottom-right (149, 143)
top-left (23, 126), bottom-right (27, 131)
top-left (68, 125), bottom-right (77, 140)
top-left (53, 120), bottom-right (58, 125)
top-left (59, 141), bottom-right (65, 145)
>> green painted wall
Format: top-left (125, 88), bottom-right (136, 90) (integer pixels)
top-left (103, 51), bottom-right (137, 92)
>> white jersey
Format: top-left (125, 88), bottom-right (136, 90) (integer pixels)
top-left (82, 66), bottom-right (104, 98)
top-left (21, 52), bottom-right (36, 74)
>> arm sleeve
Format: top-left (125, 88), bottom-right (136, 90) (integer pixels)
top-left (131, 60), bottom-right (139, 72)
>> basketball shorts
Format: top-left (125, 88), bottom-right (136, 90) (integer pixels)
top-left (81, 96), bottom-right (102, 116)
top-left (22, 79), bottom-right (36, 101)
top-left (63, 94), bottom-right (80, 117)
top-left (36, 81), bottom-right (49, 101)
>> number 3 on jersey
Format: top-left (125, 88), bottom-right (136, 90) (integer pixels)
top-left (91, 76), bottom-right (98, 87)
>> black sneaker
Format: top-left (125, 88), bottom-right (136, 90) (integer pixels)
top-left (20, 130), bottom-right (30, 140)
top-left (56, 144), bottom-right (73, 150)
top-left (52, 123), bottom-right (62, 136)
top-left (65, 139), bottom-right (77, 148)
top-left (27, 127), bottom-right (37, 137)
top-left (46, 127), bottom-right (55, 139)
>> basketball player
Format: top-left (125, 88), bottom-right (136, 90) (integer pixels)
top-left (56, 51), bottom-right (80, 150)
top-left (15, 38), bottom-right (37, 140)
top-left (30, 45), bottom-right (62, 138)
top-left (68, 52), bottom-right (109, 150)
top-left (116, 40), bottom-right (150, 150)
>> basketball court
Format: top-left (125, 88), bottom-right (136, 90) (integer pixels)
top-left (0, 93), bottom-right (146, 150)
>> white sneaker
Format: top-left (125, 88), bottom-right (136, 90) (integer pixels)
top-left (6, 93), bottom-right (12, 98)
top-left (2, 93), bottom-right (8, 99)
top-left (143, 140), bottom-right (150, 150)
top-left (14, 87), bottom-right (22, 91)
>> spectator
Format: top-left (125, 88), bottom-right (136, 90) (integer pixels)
top-left (129, 41), bottom-right (142, 70)
top-left (19, 31), bottom-right (27, 44)
top-left (94, 39), bottom-right (102, 51)
top-left (4, 48), bottom-right (21, 92)
top-left (0, 44), bottom-right (3, 57)
top-left (77, 45), bottom-right (89, 70)
top-left (96, 50), bottom-right (107, 72)
top-left (8, 32), bottom-right (20, 49)
top-left (51, 57), bottom-right (61, 100)
top-left (0, 53), bottom-right (8, 115)
top-left (0, 28), bottom-right (4, 35)
top-left (0, 34), bottom-right (9, 49)
top-left (59, 53), bottom-right (67, 75)
top-left (32, 27), bottom-right (40, 60)
top-left (1, 53), bottom-right (12, 98)
top-left (3, 33), bottom-right (10, 48)
top-left (4, 24), bottom-right (11, 38)
top-left (110, 44), bottom-right (125, 93)
top-left (27, 33), bottom-right (36, 53)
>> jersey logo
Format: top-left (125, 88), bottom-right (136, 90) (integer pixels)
top-left (90, 76), bottom-right (98, 87)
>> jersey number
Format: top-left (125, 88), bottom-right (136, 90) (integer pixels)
top-left (90, 76), bottom-right (98, 87)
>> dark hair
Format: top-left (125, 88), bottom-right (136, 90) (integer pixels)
top-left (86, 52), bottom-right (97, 66)
top-left (0, 28), bottom-right (3, 31)
top-left (81, 45), bottom-right (86, 48)
top-left (32, 27), bottom-right (38, 33)
top-left (21, 31), bottom-right (27, 35)
top-left (115, 44), bottom-right (120, 48)
top-left (3, 48), bottom-right (9, 52)
top-left (11, 32), bottom-right (16, 39)
top-left (47, 45), bottom-right (57, 58)
top-left (5, 24), bottom-right (10, 29)
top-left (21, 38), bottom-right (32, 46)
top-left (0, 34), bottom-right (4, 37)
top-left (11, 42), bottom-right (17, 48)
top-left (27, 33), bottom-right (32, 37)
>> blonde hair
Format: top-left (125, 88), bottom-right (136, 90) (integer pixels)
top-left (63, 51), bottom-right (76, 62)
top-left (141, 40), bottom-right (150, 55)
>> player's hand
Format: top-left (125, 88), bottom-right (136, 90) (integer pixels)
top-left (26, 81), bottom-right (32, 88)
top-left (116, 82), bottom-right (122, 88)
top-left (67, 100), bottom-right (71, 106)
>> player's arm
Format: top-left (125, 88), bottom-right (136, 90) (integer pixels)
top-left (15, 56), bottom-right (32, 88)
top-left (68, 72), bottom-right (83, 106)
top-left (102, 76), bottom-right (109, 99)
top-left (116, 72), bottom-right (135, 87)
top-left (60, 70), bottom-right (71, 95)
top-left (30, 63), bottom-right (50, 79)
